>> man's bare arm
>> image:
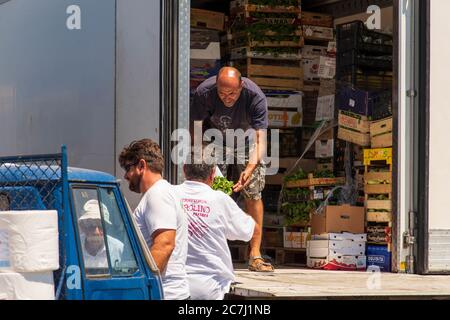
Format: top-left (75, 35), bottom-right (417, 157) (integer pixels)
top-left (150, 229), bottom-right (176, 273)
top-left (233, 129), bottom-right (267, 192)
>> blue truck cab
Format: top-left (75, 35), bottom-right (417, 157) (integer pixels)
top-left (0, 146), bottom-right (164, 300)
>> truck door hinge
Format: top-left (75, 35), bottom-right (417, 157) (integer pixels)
top-left (403, 231), bottom-right (416, 248)
top-left (407, 89), bottom-right (417, 98)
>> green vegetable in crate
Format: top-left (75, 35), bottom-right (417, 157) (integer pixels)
top-left (368, 194), bottom-right (390, 201)
top-left (313, 170), bottom-right (335, 178)
top-left (283, 199), bottom-right (319, 226)
top-left (212, 177), bottom-right (234, 196)
top-left (284, 168), bottom-right (308, 182)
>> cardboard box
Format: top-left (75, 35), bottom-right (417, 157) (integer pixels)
top-left (303, 57), bottom-right (320, 81)
top-left (338, 111), bottom-right (370, 133)
top-left (190, 59), bottom-right (221, 80)
top-left (284, 230), bottom-right (308, 249)
top-left (302, 45), bottom-right (328, 59)
top-left (302, 12), bottom-right (334, 28)
top-left (327, 41), bottom-right (337, 55)
top-left (318, 128), bottom-right (334, 140)
top-left (268, 110), bottom-right (303, 128)
top-left (191, 27), bottom-right (220, 43)
top-left (371, 133), bottom-right (393, 148)
top-left (308, 240), bottom-right (366, 256)
top-left (312, 233), bottom-right (367, 242)
top-left (308, 255), bottom-right (367, 271)
top-left (338, 127), bottom-right (370, 147)
top-left (231, 47), bottom-right (302, 60)
top-left (190, 42), bottom-right (221, 60)
top-left (315, 139), bottom-right (334, 158)
top-left (367, 245), bottom-right (392, 272)
top-left (191, 8), bottom-right (225, 31)
top-left (303, 25), bottom-right (334, 41)
top-left (370, 117), bottom-right (393, 148)
top-left (319, 79), bottom-right (336, 97)
top-left (316, 95), bottom-right (335, 121)
top-left (266, 94), bottom-right (303, 110)
top-left (311, 205), bottom-right (365, 235)
top-left (318, 56), bottom-right (336, 79)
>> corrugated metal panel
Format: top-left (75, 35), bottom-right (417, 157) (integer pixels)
top-left (429, 230), bottom-right (450, 271)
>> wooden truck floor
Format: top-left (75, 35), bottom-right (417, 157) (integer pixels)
top-left (228, 265), bottom-right (450, 300)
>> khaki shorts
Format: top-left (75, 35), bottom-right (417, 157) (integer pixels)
top-left (217, 146), bottom-right (266, 201)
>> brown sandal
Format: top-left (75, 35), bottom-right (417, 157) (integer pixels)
top-left (248, 256), bottom-right (274, 272)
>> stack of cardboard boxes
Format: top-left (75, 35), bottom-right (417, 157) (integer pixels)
top-left (335, 20), bottom-right (393, 175)
top-left (307, 205), bottom-right (367, 271)
top-left (227, 0), bottom-right (304, 132)
top-left (301, 12), bottom-right (335, 161)
top-left (190, 9), bottom-right (225, 94)
top-left (364, 148), bottom-right (393, 272)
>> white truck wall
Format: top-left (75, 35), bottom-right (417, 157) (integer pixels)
top-left (429, 0), bottom-right (450, 230)
top-left (116, 0), bottom-right (161, 209)
top-left (428, 0), bottom-right (450, 272)
top-left (0, 0), bottom-right (116, 173)
top-left (0, 0), bottom-right (162, 210)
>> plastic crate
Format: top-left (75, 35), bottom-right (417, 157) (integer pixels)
top-left (336, 66), bottom-right (393, 91)
top-left (336, 21), bottom-right (393, 55)
top-left (262, 185), bottom-right (282, 212)
top-left (371, 92), bottom-right (393, 120)
top-left (337, 49), bottom-right (393, 71)
top-left (337, 85), bottom-right (392, 119)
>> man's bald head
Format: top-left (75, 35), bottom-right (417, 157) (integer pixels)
top-left (216, 67), bottom-right (244, 107)
top-left (218, 67), bottom-right (242, 87)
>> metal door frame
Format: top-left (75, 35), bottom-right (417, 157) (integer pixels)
top-left (160, 0), bottom-right (190, 185)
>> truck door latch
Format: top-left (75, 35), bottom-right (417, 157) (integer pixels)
top-left (403, 232), bottom-right (416, 247)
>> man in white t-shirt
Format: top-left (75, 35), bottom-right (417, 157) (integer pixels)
top-left (175, 152), bottom-right (256, 300)
top-left (78, 200), bottom-right (124, 271)
top-left (119, 139), bottom-right (189, 300)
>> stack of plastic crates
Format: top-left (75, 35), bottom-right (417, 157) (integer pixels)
top-left (336, 21), bottom-right (393, 86)
top-left (334, 21), bottom-right (394, 174)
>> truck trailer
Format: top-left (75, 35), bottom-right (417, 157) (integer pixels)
top-left (0, 0), bottom-right (448, 283)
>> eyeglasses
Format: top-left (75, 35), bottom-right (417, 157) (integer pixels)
top-left (123, 161), bottom-right (139, 173)
top-left (80, 220), bottom-right (103, 233)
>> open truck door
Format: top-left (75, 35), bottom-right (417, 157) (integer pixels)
top-left (416, 0), bottom-right (450, 275)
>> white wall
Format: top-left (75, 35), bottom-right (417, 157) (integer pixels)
top-left (0, 0), bottom-right (116, 173)
top-left (429, 0), bottom-right (450, 230)
top-left (116, 0), bottom-right (161, 209)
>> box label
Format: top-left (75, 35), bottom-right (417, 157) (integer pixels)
top-left (316, 95), bottom-right (335, 121)
top-left (318, 56), bottom-right (336, 79)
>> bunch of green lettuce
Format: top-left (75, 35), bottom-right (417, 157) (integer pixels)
top-left (212, 177), bottom-right (234, 196)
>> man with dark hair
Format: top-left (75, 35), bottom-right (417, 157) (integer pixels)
top-left (191, 66), bottom-right (272, 272)
top-left (175, 152), bottom-right (256, 300)
top-left (119, 139), bottom-right (189, 300)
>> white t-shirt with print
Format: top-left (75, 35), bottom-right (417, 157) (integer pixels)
top-left (81, 234), bottom-right (124, 269)
top-left (134, 179), bottom-right (189, 300)
top-left (175, 181), bottom-right (255, 300)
